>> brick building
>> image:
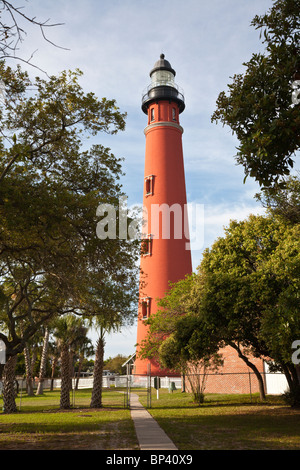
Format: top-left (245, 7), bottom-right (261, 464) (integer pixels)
top-left (184, 345), bottom-right (266, 395)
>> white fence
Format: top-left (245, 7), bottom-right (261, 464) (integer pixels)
top-left (11, 375), bottom-right (181, 390)
top-left (265, 373), bottom-right (289, 395)
top-left (11, 372), bottom-right (288, 395)
top-left (129, 375), bottom-right (182, 389)
top-left (264, 364), bottom-right (289, 395)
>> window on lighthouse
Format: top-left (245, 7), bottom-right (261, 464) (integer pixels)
top-left (145, 175), bottom-right (154, 196)
top-left (141, 298), bottom-right (151, 320)
top-left (150, 108), bottom-right (155, 121)
top-left (141, 234), bottom-right (152, 256)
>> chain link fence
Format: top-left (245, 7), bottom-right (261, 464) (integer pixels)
top-left (183, 371), bottom-right (289, 397)
top-left (4, 369), bottom-right (288, 411)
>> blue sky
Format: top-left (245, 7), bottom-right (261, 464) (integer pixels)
top-left (10, 0), bottom-right (298, 360)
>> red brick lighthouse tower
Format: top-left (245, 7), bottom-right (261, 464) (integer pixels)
top-left (135, 54), bottom-right (192, 376)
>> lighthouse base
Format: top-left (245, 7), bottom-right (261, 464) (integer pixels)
top-left (134, 357), bottom-right (180, 378)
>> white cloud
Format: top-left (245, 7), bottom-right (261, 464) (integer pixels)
top-left (188, 198), bottom-right (266, 269)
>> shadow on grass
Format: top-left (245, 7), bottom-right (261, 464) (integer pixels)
top-left (149, 405), bottom-right (300, 450)
top-left (147, 399), bottom-right (280, 410)
top-left (120, 388), bottom-right (268, 407)
top-left (0, 407), bottom-right (133, 433)
top-left (138, 392), bottom-right (284, 410)
top-left (133, 391), bottom-right (300, 450)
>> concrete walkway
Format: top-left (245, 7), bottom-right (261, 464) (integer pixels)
top-left (130, 393), bottom-right (177, 451)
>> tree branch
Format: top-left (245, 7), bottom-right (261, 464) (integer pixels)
top-left (0, 1), bottom-right (69, 71)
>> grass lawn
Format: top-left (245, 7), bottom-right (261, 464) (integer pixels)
top-left (0, 389), bottom-right (139, 450)
top-left (1, 387), bottom-right (300, 450)
top-left (138, 389), bottom-right (300, 450)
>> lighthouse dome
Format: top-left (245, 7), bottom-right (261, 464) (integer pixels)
top-left (150, 54), bottom-right (176, 77)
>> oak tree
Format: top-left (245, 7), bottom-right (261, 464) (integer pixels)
top-left (212, 0), bottom-right (300, 188)
top-left (0, 63), bottom-right (139, 411)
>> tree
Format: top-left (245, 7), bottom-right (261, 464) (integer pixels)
top-left (0, 63), bottom-right (126, 363)
top-left (141, 213), bottom-right (300, 404)
top-left (23, 342), bottom-right (34, 396)
top-left (0, 63), bottom-right (140, 413)
top-left (104, 355), bottom-right (129, 375)
top-left (53, 315), bottom-right (88, 409)
top-left (0, 0), bottom-right (66, 71)
top-left (23, 331), bottom-right (42, 396)
top-left (0, 63), bottom-right (126, 186)
top-left (138, 278), bottom-right (223, 404)
top-left (191, 214), bottom-right (300, 403)
top-left (256, 174), bottom-right (300, 223)
top-left (1, 354), bottom-right (17, 413)
top-left (48, 340), bottom-right (60, 391)
top-left (74, 338), bottom-right (94, 390)
top-left (138, 275), bottom-right (195, 365)
top-left (258, 222), bottom-right (300, 405)
top-left (89, 278), bottom-right (138, 408)
top-left (212, 0), bottom-right (300, 188)
top-left (189, 271), bottom-right (269, 400)
top-left (36, 327), bottom-right (50, 395)
top-left (158, 317), bottom-right (223, 405)
top-left (90, 327), bottom-right (106, 409)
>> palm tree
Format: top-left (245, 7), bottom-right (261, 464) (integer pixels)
top-left (53, 315), bottom-right (88, 409)
top-left (24, 343), bottom-right (34, 396)
top-left (88, 278), bottom-right (138, 409)
top-left (2, 355), bottom-right (18, 413)
top-left (48, 341), bottom-right (60, 391)
top-left (75, 338), bottom-right (94, 390)
top-left (36, 327), bottom-right (50, 395)
top-left (90, 313), bottom-right (123, 409)
top-left (90, 327), bottom-right (106, 408)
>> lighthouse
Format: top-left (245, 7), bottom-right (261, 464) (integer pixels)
top-left (134, 54), bottom-right (193, 376)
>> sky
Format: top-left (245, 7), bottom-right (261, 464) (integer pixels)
top-left (7, 0), bottom-right (298, 360)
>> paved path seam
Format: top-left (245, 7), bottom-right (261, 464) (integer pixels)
top-left (130, 393), bottom-right (177, 451)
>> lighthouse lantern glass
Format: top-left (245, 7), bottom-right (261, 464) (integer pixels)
top-left (151, 70), bottom-right (175, 88)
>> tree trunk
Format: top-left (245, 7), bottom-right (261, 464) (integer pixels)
top-left (60, 344), bottom-right (71, 409)
top-left (30, 347), bottom-right (37, 377)
top-left (36, 328), bottom-right (50, 395)
top-left (229, 342), bottom-right (266, 401)
top-left (0, 340), bottom-right (6, 376)
top-left (90, 337), bottom-right (105, 408)
top-left (24, 345), bottom-right (34, 396)
top-left (0, 364), bottom-right (4, 381)
top-left (50, 357), bottom-right (58, 391)
top-left (69, 350), bottom-right (74, 392)
top-left (295, 365), bottom-right (300, 384)
top-left (282, 363), bottom-right (293, 390)
top-left (75, 353), bottom-right (84, 390)
top-left (2, 355), bottom-right (18, 413)
top-left (284, 363), bottom-right (300, 407)
top-left (293, 365), bottom-right (300, 407)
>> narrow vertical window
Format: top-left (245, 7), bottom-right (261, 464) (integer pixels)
top-left (145, 175), bottom-right (154, 196)
top-left (150, 108), bottom-right (155, 121)
top-left (141, 297), bottom-right (151, 320)
top-left (141, 234), bottom-right (153, 256)
top-left (172, 107), bottom-right (176, 121)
